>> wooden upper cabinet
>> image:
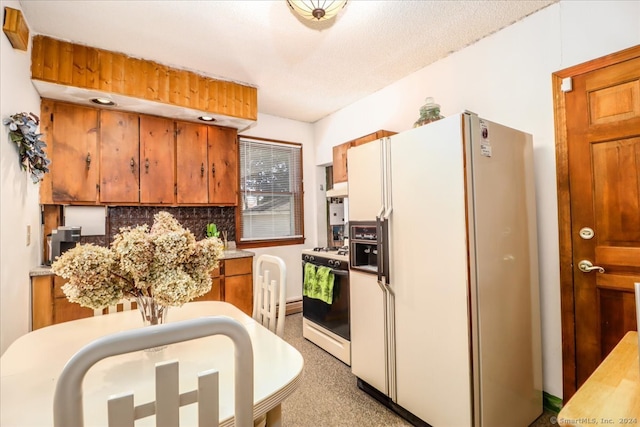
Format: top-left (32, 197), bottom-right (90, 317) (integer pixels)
top-left (100, 111), bottom-right (140, 203)
top-left (51, 102), bottom-right (99, 202)
top-left (176, 121), bottom-right (209, 204)
top-left (139, 116), bottom-right (175, 204)
top-left (41, 100), bottom-right (241, 207)
top-left (333, 130), bottom-right (397, 184)
top-left (332, 141), bottom-right (352, 184)
top-left (353, 130), bottom-right (396, 147)
top-left (208, 126), bottom-right (238, 205)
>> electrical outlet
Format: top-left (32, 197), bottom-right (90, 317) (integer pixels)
top-left (26, 225), bottom-right (31, 246)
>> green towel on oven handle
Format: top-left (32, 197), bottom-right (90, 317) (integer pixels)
top-left (314, 266), bottom-right (335, 305)
top-left (303, 262), bottom-right (317, 297)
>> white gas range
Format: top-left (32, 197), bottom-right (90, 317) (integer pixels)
top-left (301, 247), bottom-right (351, 365)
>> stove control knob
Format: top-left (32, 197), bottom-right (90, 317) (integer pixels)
top-left (328, 259), bottom-right (335, 266)
top-left (334, 260), bottom-right (341, 268)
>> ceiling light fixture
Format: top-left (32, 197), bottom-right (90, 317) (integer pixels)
top-left (287, 0), bottom-right (348, 21)
top-left (198, 116), bottom-right (216, 122)
top-left (90, 97), bottom-right (116, 106)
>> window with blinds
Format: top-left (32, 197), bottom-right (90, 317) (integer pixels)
top-left (239, 137), bottom-right (304, 245)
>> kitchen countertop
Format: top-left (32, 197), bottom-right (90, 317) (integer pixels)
top-left (30, 249), bottom-right (255, 277)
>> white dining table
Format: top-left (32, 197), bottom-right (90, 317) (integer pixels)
top-left (0, 301), bottom-right (304, 427)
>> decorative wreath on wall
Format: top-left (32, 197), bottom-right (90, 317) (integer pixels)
top-left (3, 112), bottom-right (50, 184)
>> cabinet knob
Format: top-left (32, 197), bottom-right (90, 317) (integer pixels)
top-left (86, 152), bottom-right (91, 169)
top-left (211, 163), bottom-right (216, 176)
top-left (145, 158), bottom-right (150, 173)
top-left (201, 162), bottom-right (205, 177)
top-left (130, 157), bottom-right (135, 173)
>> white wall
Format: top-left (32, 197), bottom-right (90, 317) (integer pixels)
top-left (239, 113), bottom-right (317, 303)
top-left (0, 0), bottom-right (43, 354)
top-left (313, 1), bottom-right (640, 399)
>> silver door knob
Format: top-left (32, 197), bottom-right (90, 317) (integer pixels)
top-left (578, 260), bottom-right (605, 273)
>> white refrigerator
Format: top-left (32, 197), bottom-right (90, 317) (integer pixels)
top-left (347, 112), bottom-right (543, 426)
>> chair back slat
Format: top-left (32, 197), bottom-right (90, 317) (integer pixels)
top-left (253, 255), bottom-right (287, 337)
top-left (198, 370), bottom-right (220, 427)
top-left (256, 270), bottom-right (278, 334)
top-left (156, 361), bottom-right (180, 427)
top-left (107, 392), bottom-right (135, 427)
top-left (267, 278), bottom-right (278, 332)
top-left (105, 361), bottom-right (221, 427)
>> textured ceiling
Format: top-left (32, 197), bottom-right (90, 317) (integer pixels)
top-left (19, 0), bottom-right (557, 123)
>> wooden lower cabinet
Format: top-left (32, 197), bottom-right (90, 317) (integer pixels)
top-left (31, 275), bottom-right (93, 329)
top-left (31, 256), bottom-right (254, 330)
top-left (222, 257), bottom-right (254, 316)
top-left (192, 267), bottom-right (222, 302)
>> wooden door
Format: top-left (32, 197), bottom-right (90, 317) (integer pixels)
top-left (51, 102), bottom-right (99, 202)
top-left (176, 121), bottom-right (208, 204)
top-left (207, 126), bottom-right (238, 205)
top-left (554, 45), bottom-right (640, 399)
top-left (100, 110), bottom-right (139, 203)
top-left (139, 115), bottom-right (175, 204)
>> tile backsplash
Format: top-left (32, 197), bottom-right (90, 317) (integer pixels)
top-left (81, 206), bottom-right (235, 247)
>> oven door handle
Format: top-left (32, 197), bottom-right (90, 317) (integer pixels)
top-left (302, 260), bottom-right (348, 276)
top-left (331, 269), bottom-right (349, 276)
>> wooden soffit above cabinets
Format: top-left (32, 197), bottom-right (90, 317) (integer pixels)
top-left (30, 35), bottom-right (257, 131)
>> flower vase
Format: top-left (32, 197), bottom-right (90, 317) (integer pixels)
top-left (136, 295), bottom-right (169, 352)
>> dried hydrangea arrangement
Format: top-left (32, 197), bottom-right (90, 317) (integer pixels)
top-left (52, 211), bottom-right (225, 309)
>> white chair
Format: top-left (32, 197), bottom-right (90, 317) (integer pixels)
top-left (53, 316), bottom-right (254, 427)
top-left (93, 299), bottom-right (135, 316)
top-left (253, 254), bottom-right (287, 337)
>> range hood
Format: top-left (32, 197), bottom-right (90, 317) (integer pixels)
top-left (326, 182), bottom-right (348, 198)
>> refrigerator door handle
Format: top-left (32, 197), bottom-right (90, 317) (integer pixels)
top-left (379, 137), bottom-right (386, 218)
top-left (383, 137), bottom-right (393, 220)
top-left (376, 216), bottom-right (384, 282)
top-left (380, 214), bottom-right (391, 285)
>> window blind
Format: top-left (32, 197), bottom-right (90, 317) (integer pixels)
top-left (239, 138), bottom-right (303, 242)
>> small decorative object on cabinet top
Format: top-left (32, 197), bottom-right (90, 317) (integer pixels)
top-left (413, 97), bottom-right (444, 128)
top-left (51, 211), bottom-right (225, 316)
top-left (2, 112), bottom-right (50, 183)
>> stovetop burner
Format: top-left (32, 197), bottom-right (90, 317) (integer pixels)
top-left (303, 246), bottom-right (349, 264)
top-left (312, 246), bottom-right (349, 254)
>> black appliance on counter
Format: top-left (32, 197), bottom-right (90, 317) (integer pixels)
top-left (50, 226), bottom-right (81, 263)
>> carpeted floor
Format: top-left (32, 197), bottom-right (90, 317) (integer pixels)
top-left (280, 313), bottom-right (558, 427)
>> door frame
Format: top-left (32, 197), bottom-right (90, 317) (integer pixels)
top-left (552, 44), bottom-right (640, 400)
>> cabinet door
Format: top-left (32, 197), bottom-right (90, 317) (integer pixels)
top-left (54, 299), bottom-right (94, 324)
top-left (51, 103), bottom-right (99, 202)
top-left (224, 275), bottom-right (253, 316)
top-left (208, 126), bottom-right (238, 205)
top-left (193, 277), bottom-right (222, 302)
top-left (31, 276), bottom-right (54, 330)
top-left (52, 276), bottom-right (93, 324)
top-left (332, 141), bottom-right (351, 183)
top-left (223, 258), bottom-right (253, 315)
top-left (176, 121), bottom-right (208, 204)
top-left (100, 110), bottom-right (140, 203)
top-left (140, 116), bottom-right (175, 204)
